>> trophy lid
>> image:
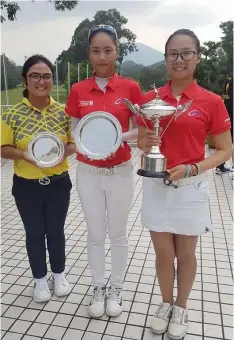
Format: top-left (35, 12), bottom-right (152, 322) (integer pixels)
top-left (141, 84), bottom-right (176, 111)
top-left (141, 97), bottom-right (176, 111)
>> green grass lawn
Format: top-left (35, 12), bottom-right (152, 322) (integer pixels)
top-left (1, 85), bottom-right (68, 107)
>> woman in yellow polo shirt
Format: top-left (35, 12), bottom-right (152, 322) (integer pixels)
top-left (1, 55), bottom-right (76, 303)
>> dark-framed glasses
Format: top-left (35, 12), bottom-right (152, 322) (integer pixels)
top-left (28, 73), bottom-right (53, 83)
top-left (88, 24), bottom-right (118, 40)
top-left (165, 51), bottom-right (198, 62)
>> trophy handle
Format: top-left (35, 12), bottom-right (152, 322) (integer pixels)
top-left (160, 100), bottom-right (193, 139)
top-left (176, 100), bottom-right (193, 118)
top-left (123, 98), bottom-right (141, 116)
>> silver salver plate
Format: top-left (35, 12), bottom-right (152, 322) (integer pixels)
top-left (74, 111), bottom-right (122, 160)
top-left (28, 132), bottom-right (65, 168)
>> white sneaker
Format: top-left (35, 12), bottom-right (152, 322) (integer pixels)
top-left (168, 305), bottom-right (189, 339)
top-left (106, 286), bottom-right (123, 317)
top-left (33, 277), bottom-right (51, 303)
top-left (150, 302), bottom-right (173, 334)
top-left (53, 272), bottom-right (71, 297)
top-left (88, 286), bottom-right (106, 318)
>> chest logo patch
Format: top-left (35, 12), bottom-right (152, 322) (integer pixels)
top-left (79, 100), bottom-right (94, 106)
top-left (115, 98), bottom-right (124, 105)
top-left (188, 110), bottom-right (200, 117)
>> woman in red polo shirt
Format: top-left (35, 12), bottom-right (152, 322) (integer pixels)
top-left (65, 25), bottom-right (142, 318)
top-left (137, 29), bottom-right (232, 339)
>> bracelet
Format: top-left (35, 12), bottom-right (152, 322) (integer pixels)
top-left (184, 164), bottom-right (191, 178)
top-left (191, 163), bottom-right (199, 176)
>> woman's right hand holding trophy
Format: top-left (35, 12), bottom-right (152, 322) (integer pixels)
top-left (139, 127), bottom-right (162, 152)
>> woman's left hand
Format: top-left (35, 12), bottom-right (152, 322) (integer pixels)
top-left (167, 165), bottom-right (187, 181)
top-left (64, 142), bottom-right (78, 157)
top-left (55, 143), bottom-right (78, 166)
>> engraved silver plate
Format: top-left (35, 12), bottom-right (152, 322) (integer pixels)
top-left (28, 132), bottom-right (65, 168)
top-left (74, 111), bottom-right (122, 160)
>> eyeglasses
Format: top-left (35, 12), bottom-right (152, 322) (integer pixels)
top-left (165, 51), bottom-right (198, 62)
top-left (88, 24), bottom-right (118, 40)
top-left (28, 73), bottom-right (53, 83)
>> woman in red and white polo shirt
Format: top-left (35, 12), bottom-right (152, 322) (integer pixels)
top-left (137, 29), bottom-right (232, 339)
top-left (65, 25), bottom-right (142, 318)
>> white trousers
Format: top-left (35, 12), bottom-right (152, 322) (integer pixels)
top-left (76, 161), bottom-right (134, 287)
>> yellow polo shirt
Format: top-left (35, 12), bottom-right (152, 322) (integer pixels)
top-left (1, 97), bottom-right (74, 179)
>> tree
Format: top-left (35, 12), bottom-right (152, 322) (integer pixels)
top-left (0, 0), bottom-right (79, 23)
top-left (136, 62), bottom-right (168, 91)
top-left (0, 1), bottom-right (20, 22)
top-left (57, 9), bottom-right (137, 82)
top-left (63, 61), bottom-right (92, 92)
top-left (200, 41), bottom-right (221, 60)
top-left (195, 20), bottom-right (233, 95)
top-left (1, 54), bottom-right (22, 90)
top-left (219, 21), bottom-right (233, 74)
top-left (195, 41), bottom-right (226, 94)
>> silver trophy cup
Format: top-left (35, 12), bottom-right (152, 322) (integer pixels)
top-left (124, 86), bottom-right (192, 178)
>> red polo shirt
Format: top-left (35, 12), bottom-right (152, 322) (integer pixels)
top-left (65, 73), bottom-right (142, 166)
top-left (137, 81), bottom-right (231, 169)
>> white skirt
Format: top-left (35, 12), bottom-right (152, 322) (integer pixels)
top-left (141, 174), bottom-right (212, 236)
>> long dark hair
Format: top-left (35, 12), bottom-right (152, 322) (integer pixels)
top-left (22, 54), bottom-right (54, 98)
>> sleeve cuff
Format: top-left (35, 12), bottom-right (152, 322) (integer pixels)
top-left (210, 126), bottom-right (231, 135)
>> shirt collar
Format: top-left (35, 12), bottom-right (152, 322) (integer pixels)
top-left (22, 96), bottom-right (55, 111)
top-left (88, 73), bottom-right (119, 91)
top-left (159, 80), bottom-right (197, 100)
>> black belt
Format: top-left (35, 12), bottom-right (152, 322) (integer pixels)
top-left (14, 172), bottom-right (68, 186)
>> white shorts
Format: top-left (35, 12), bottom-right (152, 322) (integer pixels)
top-left (141, 174), bottom-right (212, 236)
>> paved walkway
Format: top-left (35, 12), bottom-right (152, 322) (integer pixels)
top-left (1, 147), bottom-right (233, 340)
